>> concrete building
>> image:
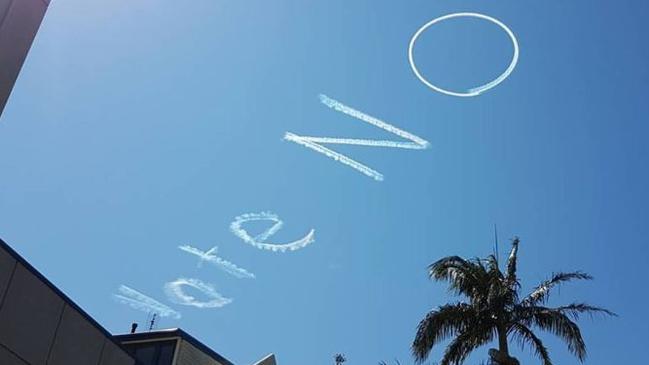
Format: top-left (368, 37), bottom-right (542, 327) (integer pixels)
top-left (0, 238), bottom-right (276, 365)
top-left (0, 238), bottom-right (136, 365)
top-left (0, 0), bottom-right (50, 116)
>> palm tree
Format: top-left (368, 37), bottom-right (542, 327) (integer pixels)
top-left (412, 237), bottom-right (614, 365)
top-left (335, 354), bottom-right (347, 365)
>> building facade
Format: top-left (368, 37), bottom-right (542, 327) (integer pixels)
top-left (0, 0), bottom-right (49, 116)
top-left (0, 238), bottom-right (136, 365)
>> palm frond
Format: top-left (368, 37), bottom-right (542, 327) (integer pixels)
top-left (412, 303), bottom-right (479, 362)
top-left (509, 323), bottom-right (552, 365)
top-left (519, 306), bottom-right (587, 361)
top-left (428, 256), bottom-right (476, 283)
top-left (428, 257), bottom-right (491, 302)
top-left (522, 272), bottom-right (593, 306)
top-left (485, 255), bottom-right (502, 277)
top-left (439, 326), bottom-right (495, 365)
top-left (554, 303), bottom-right (617, 320)
top-left (378, 360), bottom-right (402, 365)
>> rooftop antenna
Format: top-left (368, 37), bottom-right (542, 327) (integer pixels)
top-left (493, 224), bottom-right (500, 266)
top-left (149, 313), bottom-right (157, 331)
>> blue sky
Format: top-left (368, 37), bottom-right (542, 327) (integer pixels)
top-left (1, 0), bottom-right (648, 364)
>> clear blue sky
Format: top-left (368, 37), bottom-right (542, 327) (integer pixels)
top-left (1, 1), bottom-right (647, 364)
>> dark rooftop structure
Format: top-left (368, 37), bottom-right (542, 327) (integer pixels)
top-left (116, 328), bottom-right (236, 365)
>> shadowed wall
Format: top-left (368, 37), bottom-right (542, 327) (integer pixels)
top-left (0, 0), bottom-right (48, 117)
top-left (0, 240), bottom-right (135, 365)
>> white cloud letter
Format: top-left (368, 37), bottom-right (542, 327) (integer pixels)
top-left (114, 285), bottom-right (181, 319)
top-left (179, 245), bottom-right (255, 279)
top-left (284, 94), bottom-right (429, 181)
top-left (164, 278), bottom-right (232, 309)
top-left (230, 212), bottom-right (315, 252)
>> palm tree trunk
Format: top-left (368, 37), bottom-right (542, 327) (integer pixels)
top-left (497, 325), bottom-right (509, 356)
top-left (489, 326), bottom-right (519, 365)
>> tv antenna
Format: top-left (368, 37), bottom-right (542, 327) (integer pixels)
top-left (149, 313), bottom-right (157, 331)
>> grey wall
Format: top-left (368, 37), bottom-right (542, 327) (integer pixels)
top-left (252, 354), bottom-right (276, 365)
top-left (0, 0), bottom-right (48, 117)
top-left (0, 243), bottom-right (135, 365)
top-left (176, 340), bottom-right (224, 365)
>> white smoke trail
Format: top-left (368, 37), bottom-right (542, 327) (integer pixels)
top-left (164, 278), bottom-right (232, 309)
top-left (318, 94), bottom-right (430, 148)
top-left (284, 94), bottom-right (429, 181)
top-left (408, 12), bottom-right (519, 97)
top-left (114, 285), bottom-right (181, 319)
top-left (284, 133), bottom-right (384, 181)
top-left (178, 245), bottom-right (256, 279)
top-left (230, 212), bottom-right (315, 252)
top-left (289, 136), bottom-right (426, 149)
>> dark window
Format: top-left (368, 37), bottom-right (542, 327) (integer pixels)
top-left (124, 340), bottom-right (177, 365)
top-left (134, 344), bottom-right (156, 364)
top-left (157, 342), bottom-right (175, 364)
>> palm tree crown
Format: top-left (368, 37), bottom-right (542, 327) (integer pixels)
top-left (412, 237), bottom-right (614, 365)
top-left (334, 353), bottom-right (347, 365)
